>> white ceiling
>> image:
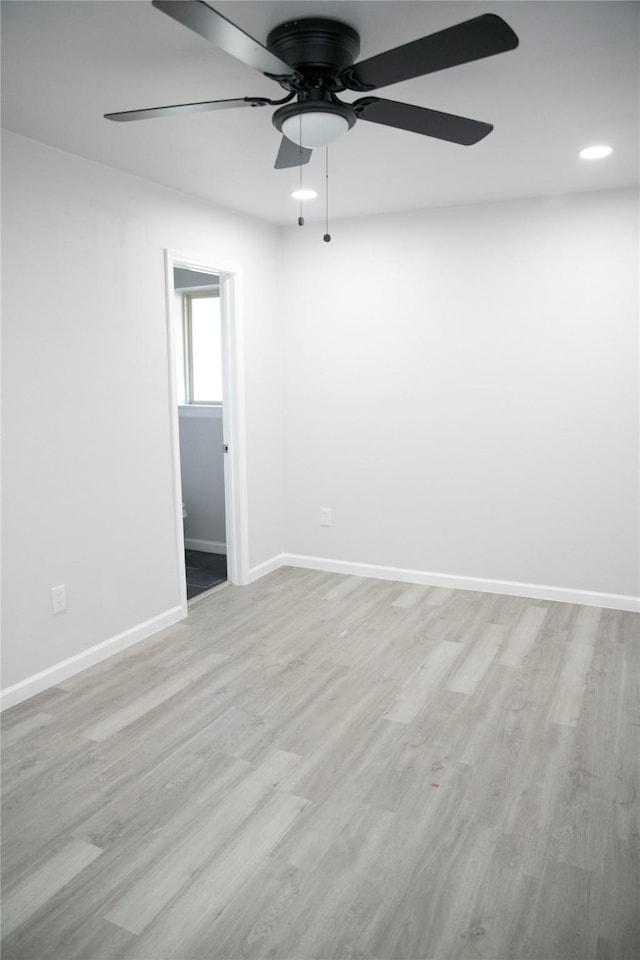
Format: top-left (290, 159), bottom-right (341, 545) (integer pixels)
top-left (1, 0), bottom-right (638, 225)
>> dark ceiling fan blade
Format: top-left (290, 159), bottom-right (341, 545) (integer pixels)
top-left (355, 97), bottom-right (493, 145)
top-left (274, 136), bottom-right (312, 169)
top-left (105, 96), bottom-right (270, 122)
top-left (344, 13), bottom-right (518, 91)
top-left (152, 0), bottom-right (296, 77)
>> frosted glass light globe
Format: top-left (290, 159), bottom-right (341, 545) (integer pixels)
top-left (282, 112), bottom-right (349, 149)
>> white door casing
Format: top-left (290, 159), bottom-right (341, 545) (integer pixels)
top-left (163, 248), bottom-right (250, 604)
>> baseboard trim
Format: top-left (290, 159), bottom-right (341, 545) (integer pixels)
top-left (0, 605), bottom-right (186, 712)
top-left (5, 556), bottom-right (635, 712)
top-left (248, 554), bottom-right (286, 583)
top-left (184, 539), bottom-right (227, 555)
top-left (280, 553), bottom-right (640, 613)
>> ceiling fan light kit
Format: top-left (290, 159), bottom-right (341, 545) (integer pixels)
top-left (275, 101), bottom-right (356, 149)
top-left (105, 1), bottom-right (520, 233)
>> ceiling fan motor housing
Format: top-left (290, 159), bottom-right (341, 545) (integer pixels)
top-left (266, 18), bottom-right (361, 74)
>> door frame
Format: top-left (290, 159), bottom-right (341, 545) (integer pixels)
top-left (164, 248), bottom-right (250, 603)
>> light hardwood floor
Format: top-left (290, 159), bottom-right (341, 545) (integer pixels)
top-left (1, 567), bottom-right (639, 959)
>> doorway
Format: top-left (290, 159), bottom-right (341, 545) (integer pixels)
top-left (164, 250), bottom-right (249, 608)
top-left (174, 269), bottom-right (226, 597)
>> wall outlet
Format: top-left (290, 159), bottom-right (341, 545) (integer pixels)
top-left (320, 507), bottom-right (332, 527)
top-left (51, 584), bottom-right (67, 614)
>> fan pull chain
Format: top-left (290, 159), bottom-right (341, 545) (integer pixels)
top-left (298, 115), bottom-right (305, 226)
top-left (297, 155), bottom-right (304, 226)
top-left (323, 147), bottom-right (331, 242)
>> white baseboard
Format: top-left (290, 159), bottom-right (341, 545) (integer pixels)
top-left (280, 553), bottom-right (640, 613)
top-left (248, 553), bottom-right (286, 582)
top-left (5, 555), bottom-right (635, 713)
top-left (184, 538), bottom-right (227, 555)
top-left (0, 605), bottom-right (186, 712)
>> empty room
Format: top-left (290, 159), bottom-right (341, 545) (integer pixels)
top-left (1, 1), bottom-right (638, 958)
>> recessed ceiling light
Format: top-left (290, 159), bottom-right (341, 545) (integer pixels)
top-left (291, 189), bottom-right (318, 200)
top-left (578, 145), bottom-right (613, 160)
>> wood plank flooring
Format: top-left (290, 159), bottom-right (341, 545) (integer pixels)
top-left (1, 567), bottom-right (639, 959)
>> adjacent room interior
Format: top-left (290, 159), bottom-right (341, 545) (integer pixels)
top-left (1, 1), bottom-right (638, 958)
top-left (173, 266), bottom-right (228, 598)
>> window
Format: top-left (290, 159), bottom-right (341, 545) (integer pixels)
top-left (182, 291), bottom-right (223, 404)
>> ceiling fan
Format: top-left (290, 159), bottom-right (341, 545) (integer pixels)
top-left (105, 1), bottom-right (519, 168)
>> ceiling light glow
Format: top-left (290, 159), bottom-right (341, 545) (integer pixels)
top-left (291, 189), bottom-right (318, 200)
top-left (578, 145), bottom-right (613, 160)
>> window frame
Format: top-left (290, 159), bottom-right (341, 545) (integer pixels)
top-left (182, 288), bottom-right (222, 406)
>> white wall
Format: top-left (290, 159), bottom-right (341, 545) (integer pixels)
top-left (2, 132), bottom-right (637, 705)
top-left (280, 190), bottom-right (639, 604)
top-left (1, 132), bottom-right (282, 694)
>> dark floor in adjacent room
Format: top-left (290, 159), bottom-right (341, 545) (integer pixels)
top-left (185, 549), bottom-right (227, 599)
